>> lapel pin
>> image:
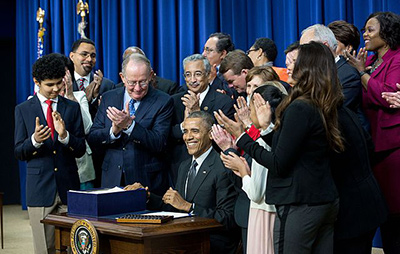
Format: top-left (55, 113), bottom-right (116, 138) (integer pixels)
top-left (203, 106), bottom-right (209, 111)
top-left (203, 170), bottom-right (207, 174)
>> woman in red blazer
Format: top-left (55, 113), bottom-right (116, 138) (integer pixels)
top-left (346, 11), bottom-right (400, 253)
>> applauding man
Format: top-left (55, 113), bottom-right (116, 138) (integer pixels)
top-left (14, 54), bottom-right (85, 254)
top-left (88, 53), bottom-right (173, 195)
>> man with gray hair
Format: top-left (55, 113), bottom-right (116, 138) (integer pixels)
top-left (168, 54), bottom-right (234, 184)
top-left (116, 46), bottom-right (179, 95)
top-left (88, 53), bottom-right (174, 195)
top-left (300, 24), bottom-right (364, 115)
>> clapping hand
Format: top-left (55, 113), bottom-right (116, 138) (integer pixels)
top-left (85, 70), bottom-right (103, 101)
top-left (52, 111), bottom-right (67, 139)
top-left (33, 117), bottom-right (51, 143)
top-left (253, 93), bottom-right (272, 130)
top-left (214, 110), bottom-right (244, 138)
top-left (234, 96), bottom-right (252, 128)
top-left (211, 124), bottom-right (237, 151)
top-left (220, 152), bottom-right (251, 178)
top-left (382, 83), bottom-right (400, 108)
top-left (182, 90), bottom-right (200, 118)
top-left (343, 48), bottom-right (369, 72)
top-left (107, 102), bottom-right (134, 135)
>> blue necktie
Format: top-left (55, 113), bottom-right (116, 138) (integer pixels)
top-left (129, 99), bottom-right (136, 117)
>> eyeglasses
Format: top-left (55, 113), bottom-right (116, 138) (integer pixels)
top-left (183, 71), bottom-right (205, 80)
top-left (124, 79), bottom-right (149, 88)
top-left (246, 48), bottom-right (258, 55)
top-left (203, 47), bottom-right (217, 54)
top-left (76, 51), bottom-right (97, 59)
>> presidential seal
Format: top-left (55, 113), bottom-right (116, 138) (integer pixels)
top-left (70, 219), bottom-right (99, 254)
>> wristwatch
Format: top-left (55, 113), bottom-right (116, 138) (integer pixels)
top-left (359, 70), bottom-right (367, 77)
top-left (245, 123), bottom-right (253, 131)
top-left (124, 120), bottom-right (133, 130)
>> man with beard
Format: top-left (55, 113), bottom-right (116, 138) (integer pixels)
top-left (69, 38), bottom-right (115, 119)
top-left (70, 38), bottom-right (116, 187)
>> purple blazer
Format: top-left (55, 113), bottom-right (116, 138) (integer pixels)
top-left (362, 47), bottom-right (400, 152)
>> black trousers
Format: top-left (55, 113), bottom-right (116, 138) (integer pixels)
top-left (333, 228), bottom-right (376, 254)
top-left (274, 199), bottom-right (339, 254)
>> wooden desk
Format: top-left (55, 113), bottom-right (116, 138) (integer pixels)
top-left (42, 213), bottom-right (223, 254)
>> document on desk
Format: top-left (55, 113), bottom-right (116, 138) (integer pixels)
top-left (69, 186), bottom-right (126, 194)
top-left (144, 211), bottom-right (191, 219)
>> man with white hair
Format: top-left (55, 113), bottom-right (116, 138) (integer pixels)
top-left (300, 24), bottom-right (363, 115)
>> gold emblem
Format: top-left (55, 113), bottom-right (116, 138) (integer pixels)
top-left (70, 219), bottom-right (98, 254)
top-left (203, 106), bottom-right (209, 111)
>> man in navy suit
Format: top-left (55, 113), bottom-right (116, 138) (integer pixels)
top-left (69, 38), bottom-right (115, 119)
top-left (88, 53), bottom-right (174, 195)
top-left (69, 38), bottom-right (116, 188)
top-left (126, 111), bottom-right (239, 253)
top-left (14, 54), bottom-right (85, 254)
top-left (168, 54), bottom-right (234, 184)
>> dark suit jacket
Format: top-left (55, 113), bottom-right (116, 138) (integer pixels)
top-left (88, 86), bottom-right (174, 195)
top-left (331, 106), bottom-right (388, 239)
top-left (336, 56), bottom-right (370, 131)
top-left (336, 56), bottom-right (362, 112)
top-left (14, 95), bottom-right (85, 206)
top-left (73, 72), bottom-right (115, 119)
top-left (168, 88), bottom-right (235, 184)
top-left (153, 76), bottom-right (179, 95)
top-left (210, 74), bottom-right (236, 97)
top-left (148, 149), bottom-right (238, 253)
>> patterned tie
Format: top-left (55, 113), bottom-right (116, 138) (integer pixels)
top-left (45, 100), bottom-right (55, 140)
top-left (129, 99), bottom-right (136, 117)
top-left (186, 160), bottom-right (198, 198)
top-left (78, 77), bottom-right (86, 91)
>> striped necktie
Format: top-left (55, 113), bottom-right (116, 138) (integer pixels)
top-left (78, 77), bottom-right (86, 91)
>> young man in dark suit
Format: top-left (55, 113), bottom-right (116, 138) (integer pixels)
top-left (69, 38), bottom-right (116, 188)
top-left (14, 54), bottom-right (85, 254)
top-left (88, 53), bottom-right (174, 195)
top-left (126, 111), bottom-right (239, 253)
top-left (168, 54), bottom-right (235, 185)
top-left (69, 38), bottom-right (116, 119)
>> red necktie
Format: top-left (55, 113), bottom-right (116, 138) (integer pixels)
top-left (45, 100), bottom-right (55, 140)
top-left (78, 77), bottom-right (86, 91)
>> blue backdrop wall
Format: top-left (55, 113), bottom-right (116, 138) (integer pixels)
top-left (16, 0), bottom-right (400, 208)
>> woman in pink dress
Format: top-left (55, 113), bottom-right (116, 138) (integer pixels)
top-left (346, 11), bottom-right (400, 253)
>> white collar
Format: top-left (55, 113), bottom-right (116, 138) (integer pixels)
top-left (74, 71), bottom-right (91, 82)
top-left (199, 85), bottom-right (210, 106)
top-left (192, 146), bottom-right (213, 171)
top-left (37, 92), bottom-right (58, 104)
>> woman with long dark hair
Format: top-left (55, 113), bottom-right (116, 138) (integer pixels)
top-left (215, 41), bottom-right (344, 254)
